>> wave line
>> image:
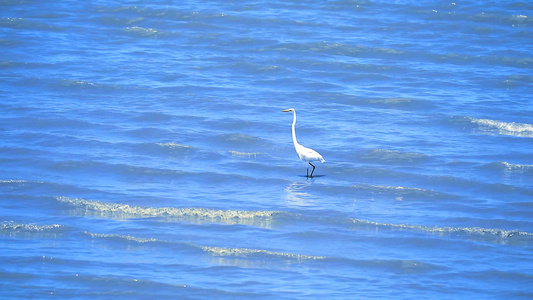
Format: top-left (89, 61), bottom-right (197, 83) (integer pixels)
top-left (469, 117), bottom-right (533, 138)
top-left (201, 246), bottom-right (326, 261)
top-left (55, 196), bottom-right (281, 226)
top-left (351, 219), bottom-right (532, 238)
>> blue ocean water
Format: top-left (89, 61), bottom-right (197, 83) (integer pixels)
top-left (1, 0), bottom-right (532, 298)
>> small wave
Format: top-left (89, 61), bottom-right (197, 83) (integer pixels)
top-left (0, 17), bottom-right (59, 31)
top-left (133, 112), bottom-right (174, 123)
top-left (229, 151), bottom-right (264, 158)
top-left (56, 197), bottom-right (281, 226)
top-left (352, 184), bottom-right (449, 200)
top-left (0, 179), bottom-right (26, 183)
top-left (351, 219), bottom-right (533, 239)
top-left (156, 142), bottom-right (192, 150)
top-left (84, 232), bottom-right (160, 243)
top-left (201, 246), bottom-right (436, 273)
top-left (51, 78), bottom-right (126, 92)
top-left (469, 117), bottom-right (533, 138)
top-left (499, 162), bottom-right (533, 170)
top-left (201, 246), bottom-right (325, 261)
top-left (210, 133), bottom-right (272, 150)
top-left (308, 42), bottom-right (405, 58)
top-left (0, 222), bottom-right (63, 233)
top-left (150, 142), bottom-right (195, 158)
top-left (221, 133), bottom-right (260, 143)
top-left (84, 231), bottom-right (323, 261)
top-left (0, 179), bottom-right (49, 186)
top-left (0, 179), bottom-right (38, 184)
top-left (359, 149), bottom-right (428, 164)
top-left (353, 184), bottom-right (426, 193)
top-left (125, 26), bottom-right (160, 37)
top-left (60, 79), bottom-right (96, 87)
top-left (362, 97), bottom-right (434, 110)
top-left (485, 162), bottom-right (533, 175)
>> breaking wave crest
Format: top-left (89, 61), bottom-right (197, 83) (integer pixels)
top-left (201, 246), bottom-right (325, 261)
top-left (55, 197), bottom-right (531, 243)
top-left (494, 162), bottom-right (533, 173)
top-left (156, 142), bottom-right (192, 150)
top-left (0, 179), bottom-right (29, 184)
top-left (55, 196), bottom-right (281, 226)
top-left (498, 162), bottom-right (533, 169)
top-left (124, 26), bottom-right (160, 37)
top-left (352, 184), bottom-right (451, 200)
top-left (0, 179), bottom-right (45, 185)
top-left (229, 151), bottom-right (264, 158)
top-left (84, 231), bottom-right (324, 262)
top-left (84, 232), bottom-right (160, 243)
top-left (1, 222), bottom-right (63, 232)
top-left (0, 222), bottom-right (65, 238)
top-left (468, 117), bottom-right (533, 138)
top-left (201, 245), bottom-right (438, 273)
top-left (351, 219), bottom-right (533, 239)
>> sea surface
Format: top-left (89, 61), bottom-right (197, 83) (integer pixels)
top-left (1, 0), bottom-right (532, 299)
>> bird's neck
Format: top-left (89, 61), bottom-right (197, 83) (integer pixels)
top-left (291, 111), bottom-right (299, 146)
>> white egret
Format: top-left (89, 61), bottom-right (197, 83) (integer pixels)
top-left (282, 108), bottom-right (325, 177)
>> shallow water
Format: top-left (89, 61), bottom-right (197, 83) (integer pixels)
top-left (1, 0), bottom-right (532, 298)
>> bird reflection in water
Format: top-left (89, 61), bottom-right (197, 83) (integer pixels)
top-left (284, 181), bottom-right (318, 207)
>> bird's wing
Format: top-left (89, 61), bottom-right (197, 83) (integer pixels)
top-left (297, 144), bottom-right (325, 162)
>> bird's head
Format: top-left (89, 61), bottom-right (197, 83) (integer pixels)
top-left (282, 108), bottom-right (295, 113)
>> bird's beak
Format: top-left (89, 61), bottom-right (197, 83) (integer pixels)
top-left (282, 109), bottom-right (290, 112)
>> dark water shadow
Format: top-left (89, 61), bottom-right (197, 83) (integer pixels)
top-left (297, 175), bottom-right (326, 178)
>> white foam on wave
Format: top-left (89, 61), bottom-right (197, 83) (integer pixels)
top-left (201, 246), bottom-right (325, 261)
top-left (155, 142), bottom-right (193, 155)
top-left (125, 26), bottom-right (159, 37)
top-left (499, 162), bottom-right (533, 171)
top-left (0, 179), bottom-right (45, 184)
top-left (229, 150), bottom-right (264, 158)
top-left (484, 162), bottom-right (533, 177)
top-left (0, 179), bottom-right (27, 184)
top-left (351, 219), bottom-right (532, 238)
top-left (469, 117), bottom-right (533, 138)
top-left (84, 231), bottom-right (325, 261)
top-left (352, 184), bottom-right (449, 200)
top-left (156, 142), bottom-right (192, 149)
top-left (354, 184), bottom-right (429, 193)
top-left (56, 196), bottom-right (281, 226)
top-left (1, 222), bottom-right (63, 232)
top-left (85, 232), bottom-right (159, 243)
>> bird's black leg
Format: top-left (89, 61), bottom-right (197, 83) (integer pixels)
top-left (309, 162), bottom-right (316, 178)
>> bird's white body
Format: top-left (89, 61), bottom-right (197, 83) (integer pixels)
top-left (282, 108), bottom-right (324, 177)
top-left (294, 143), bottom-right (325, 163)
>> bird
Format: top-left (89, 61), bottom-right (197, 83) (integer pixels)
top-left (282, 108), bottom-right (325, 178)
